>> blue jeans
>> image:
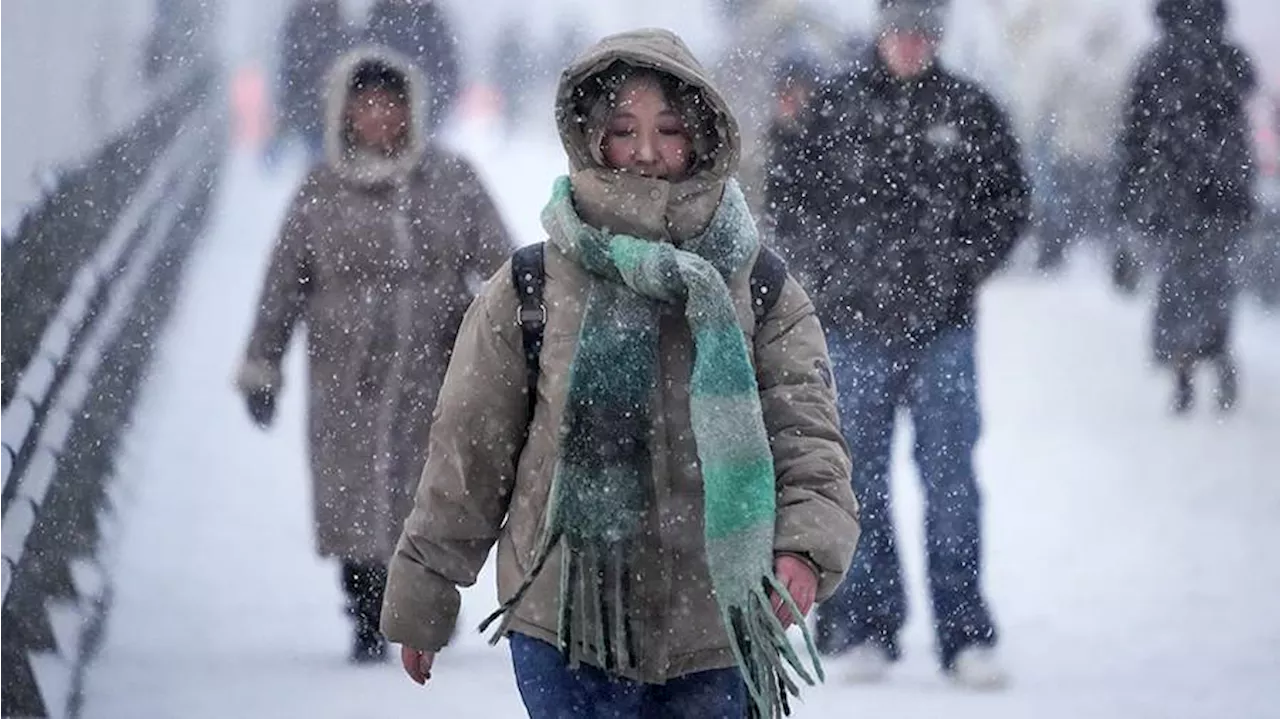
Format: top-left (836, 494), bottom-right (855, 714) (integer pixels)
top-left (816, 325), bottom-right (996, 668)
top-left (510, 634), bottom-right (747, 718)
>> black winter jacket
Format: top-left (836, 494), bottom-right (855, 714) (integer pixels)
top-left (1116, 25), bottom-right (1256, 233)
top-left (785, 53), bottom-right (1029, 344)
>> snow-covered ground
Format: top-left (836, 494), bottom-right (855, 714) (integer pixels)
top-left (80, 121), bottom-right (1280, 718)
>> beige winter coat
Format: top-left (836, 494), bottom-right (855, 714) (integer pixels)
top-left (237, 47), bottom-right (513, 562)
top-left (381, 29), bottom-right (859, 684)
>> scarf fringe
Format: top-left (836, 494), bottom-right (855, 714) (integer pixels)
top-left (481, 534), bottom-right (638, 675)
top-left (725, 580), bottom-right (825, 719)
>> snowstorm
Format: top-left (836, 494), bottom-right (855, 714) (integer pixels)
top-left (2, 0), bottom-right (1278, 717)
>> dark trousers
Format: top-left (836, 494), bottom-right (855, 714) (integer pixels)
top-left (816, 325), bottom-right (996, 668)
top-left (509, 634), bottom-right (747, 719)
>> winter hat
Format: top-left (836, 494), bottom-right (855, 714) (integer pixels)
top-left (878, 0), bottom-right (948, 40)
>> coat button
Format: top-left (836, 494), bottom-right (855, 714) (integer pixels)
top-left (650, 189), bottom-right (662, 200)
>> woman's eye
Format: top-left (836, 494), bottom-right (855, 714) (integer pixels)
top-left (658, 128), bottom-right (685, 137)
top-left (610, 128), bottom-right (635, 138)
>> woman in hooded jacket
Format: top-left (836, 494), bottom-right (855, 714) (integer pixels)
top-left (380, 29), bottom-right (859, 717)
top-left (237, 46), bottom-right (513, 663)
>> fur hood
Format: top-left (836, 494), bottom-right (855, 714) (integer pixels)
top-left (323, 45), bottom-right (431, 186)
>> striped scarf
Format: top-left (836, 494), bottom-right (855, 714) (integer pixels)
top-left (480, 176), bottom-right (822, 718)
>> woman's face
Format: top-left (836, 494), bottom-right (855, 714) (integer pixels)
top-left (601, 76), bottom-right (694, 181)
top-left (346, 87), bottom-right (410, 156)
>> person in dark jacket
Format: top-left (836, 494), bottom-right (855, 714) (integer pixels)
top-left (278, 0), bottom-right (352, 158)
top-left (787, 0), bottom-right (1029, 687)
top-left (1116, 0), bottom-right (1256, 413)
top-left (763, 53), bottom-right (823, 266)
top-left (365, 0), bottom-right (460, 132)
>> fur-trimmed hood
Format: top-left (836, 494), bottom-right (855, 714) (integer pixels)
top-left (323, 45), bottom-right (431, 186)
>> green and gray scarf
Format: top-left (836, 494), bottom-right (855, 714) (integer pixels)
top-left (480, 176), bottom-right (822, 717)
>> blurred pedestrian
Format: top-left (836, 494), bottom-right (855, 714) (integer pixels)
top-left (1029, 21), bottom-right (1129, 273)
top-left (365, 0), bottom-right (460, 132)
top-left (278, 0), bottom-right (352, 160)
top-left (490, 19), bottom-right (534, 135)
top-left (789, 0), bottom-right (1029, 687)
top-left (380, 28), bottom-right (859, 718)
top-left (763, 52), bottom-right (824, 285)
top-left (237, 46), bottom-right (513, 663)
top-left (712, 0), bottom-right (846, 216)
top-left (1116, 0), bottom-right (1257, 413)
top-left (145, 0), bottom-right (215, 80)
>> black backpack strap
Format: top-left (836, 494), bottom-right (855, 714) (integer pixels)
top-left (749, 246), bottom-right (788, 321)
top-left (511, 242), bottom-right (546, 421)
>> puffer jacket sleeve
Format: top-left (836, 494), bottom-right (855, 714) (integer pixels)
top-left (381, 260), bottom-right (528, 652)
top-left (754, 276), bottom-right (859, 600)
top-left (236, 175), bottom-right (316, 393)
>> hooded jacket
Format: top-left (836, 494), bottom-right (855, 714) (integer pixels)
top-left (381, 28), bottom-right (859, 684)
top-left (237, 47), bottom-right (513, 561)
top-left (1116, 0), bottom-right (1256, 231)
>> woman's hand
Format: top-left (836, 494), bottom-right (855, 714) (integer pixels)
top-left (400, 645), bottom-right (436, 685)
top-left (770, 554), bottom-right (818, 629)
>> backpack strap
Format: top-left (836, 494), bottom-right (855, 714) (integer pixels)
top-left (511, 242), bottom-right (546, 423)
top-left (749, 246), bottom-right (788, 321)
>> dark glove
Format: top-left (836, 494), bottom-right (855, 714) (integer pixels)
top-left (245, 387), bottom-right (276, 428)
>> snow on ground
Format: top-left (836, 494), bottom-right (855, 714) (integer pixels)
top-left (81, 122), bottom-right (1280, 718)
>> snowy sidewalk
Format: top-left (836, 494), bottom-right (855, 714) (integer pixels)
top-left (82, 132), bottom-right (1280, 718)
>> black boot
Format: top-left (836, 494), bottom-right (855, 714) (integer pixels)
top-left (1111, 249), bottom-right (1140, 295)
top-left (1215, 356), bottom-right (1238, 413)
top-left (1172, 363), bottom-right (1194, 415)
top-left (351, 616), bottom-right (387, 664)
top-left (342, 562), bottom-right (389, 664)
top-left (814, 611), bottom-right (848, 657)
top-left (1036, 239), bottom-right (1067, 273)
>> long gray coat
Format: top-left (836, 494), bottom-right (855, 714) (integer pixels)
top-left (238, 47), bottom-right (513, 561)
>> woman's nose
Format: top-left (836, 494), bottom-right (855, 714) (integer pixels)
top-left (634, 133), bottom-right (658, 164)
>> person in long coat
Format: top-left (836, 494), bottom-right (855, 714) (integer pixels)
top-left (237, 46), bottom-right (513, 662)
top-left (1116, 0), bottom-right (1257, 413)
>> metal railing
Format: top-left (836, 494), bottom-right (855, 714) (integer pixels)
top-left (1, 62), bottom-right (225, 719)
